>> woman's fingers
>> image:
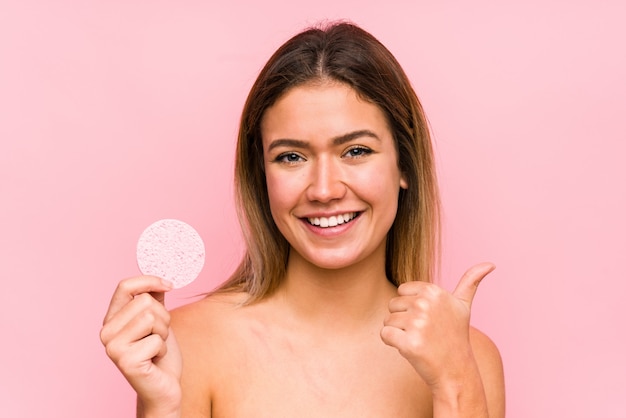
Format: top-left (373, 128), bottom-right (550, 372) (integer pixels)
top-left (100, 276), bottom-right (183, 413)
top-left (452, 263), bottom-right (496, 308)
top-left (101, 292), bottom-right (171, 346)
top-left (380, 324), bottom-right (405, 350)
top-left (382, 263), bottom-right (497, 389)
top-left (102, 302), bottom-right (169, 346)
top-left (103, 275), bottom-right (172, 324)
top-left (120, 333), bottom-right (168, 373)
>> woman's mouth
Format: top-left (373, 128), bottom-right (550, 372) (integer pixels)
top-left (306, 212), bottom-right (360, 228)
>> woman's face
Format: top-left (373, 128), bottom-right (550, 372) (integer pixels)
top-left (261, 82), bottom-right (407, 271)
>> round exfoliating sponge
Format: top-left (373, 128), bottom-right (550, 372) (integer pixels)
top-left (136, 219), bottom-right (205, 289)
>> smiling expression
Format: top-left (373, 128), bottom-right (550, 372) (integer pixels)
top-left (261, 82), bottom-right (408, 271)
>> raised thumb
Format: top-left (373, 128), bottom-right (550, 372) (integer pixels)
top-left (452, 262), bottom-right (496, 307)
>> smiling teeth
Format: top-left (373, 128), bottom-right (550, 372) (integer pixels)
top-left (308, 212), bottom-right (357, 228)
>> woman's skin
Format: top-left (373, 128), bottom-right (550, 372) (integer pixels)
top-left (101, 82), bottom-right (505, 418)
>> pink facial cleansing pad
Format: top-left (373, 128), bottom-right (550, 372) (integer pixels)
top-left (136, 219), bottom-right (205, 289)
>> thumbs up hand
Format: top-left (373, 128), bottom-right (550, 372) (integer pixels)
top-left (380, 263), bottom-right (495, 392)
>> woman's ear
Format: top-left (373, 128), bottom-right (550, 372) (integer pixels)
top-left (400, 173), bottom-right (408, 189)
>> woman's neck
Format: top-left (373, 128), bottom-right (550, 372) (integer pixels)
top-left (272, 246), bottom-right (398, 333)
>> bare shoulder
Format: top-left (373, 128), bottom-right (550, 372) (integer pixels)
top-left (169, 291), bottom-right (250, 417)
top-left (470, 326), bottom-right (506, 418)
top-left (171, 291), bottom-right (248, 329)
top-left (469, 326), bottom-right (502, 363)
top-left (170, 290), bottom-right (251, 356)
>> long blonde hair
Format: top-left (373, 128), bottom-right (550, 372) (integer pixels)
top-left (216, 22), bottom-right (440, 303)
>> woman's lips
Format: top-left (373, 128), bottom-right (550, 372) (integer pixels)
top-left (305, 212), bottom-right (361, 228)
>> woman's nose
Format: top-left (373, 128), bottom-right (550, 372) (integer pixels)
top-left (305, 157), bottom-right (346, 203)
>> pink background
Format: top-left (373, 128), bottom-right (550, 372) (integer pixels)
top-left (1, 1), bottom-right (625, 416)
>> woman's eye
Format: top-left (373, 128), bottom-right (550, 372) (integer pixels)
top-left (344, 147), bottom-right (372, 158)
top-left (276, 152), bottom-right (304, 163)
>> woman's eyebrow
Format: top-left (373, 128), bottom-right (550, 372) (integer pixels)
top-left (267, 130), bottom-right (380, 152)
top-left (332, 129), bottom-right (380, 146)
top-left (267, 138), bottom-right (309, 152)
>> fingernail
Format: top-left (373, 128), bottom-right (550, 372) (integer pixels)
top-left (161, 278), bottom-right (174, 289)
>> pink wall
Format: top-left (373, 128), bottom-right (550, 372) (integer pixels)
top-left (1, 1), bottom-right (625, 416)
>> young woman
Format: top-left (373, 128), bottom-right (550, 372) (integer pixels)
top-left (101, 22), bottom-right (505, 417)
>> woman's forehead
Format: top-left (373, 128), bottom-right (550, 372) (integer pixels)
top-left (260, 83), bottom-right (389, 144)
